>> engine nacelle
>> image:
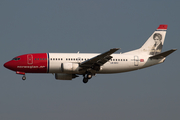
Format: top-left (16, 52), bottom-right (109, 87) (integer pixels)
top-left (55, 73), bottom-right (78, 80)
top-left (61, 63), bottom-right (79, 73)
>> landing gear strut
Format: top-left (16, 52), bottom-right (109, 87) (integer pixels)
top-left (83, 72), bottom-right (93, 83)
top-left (22, 75), bottom-right (26, 80)
top-left (16, 71), bottom-right (26, 80)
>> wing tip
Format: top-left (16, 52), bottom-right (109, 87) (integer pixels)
top-left (112, 48), bottom-right (120, 50)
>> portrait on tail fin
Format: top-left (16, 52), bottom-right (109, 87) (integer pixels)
top-left (150, 33), bottom-right (163, 55)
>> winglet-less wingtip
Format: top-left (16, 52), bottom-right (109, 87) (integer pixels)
top-left (111, 48), bottom-right (120, 52)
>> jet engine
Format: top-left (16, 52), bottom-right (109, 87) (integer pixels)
top-left (55, 73), bottom-right (78, 80)
top-left (61, 63), bottom-right (79, 73)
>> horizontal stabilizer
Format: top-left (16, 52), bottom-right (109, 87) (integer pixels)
top-left (149, 49), bottom-right (177, 59)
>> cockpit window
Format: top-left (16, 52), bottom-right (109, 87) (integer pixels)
top-left (12, 57), bottom-right (20, 61)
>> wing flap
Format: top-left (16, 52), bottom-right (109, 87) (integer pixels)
top-left (96, 56), bottom-right (113, 66)
top-left (80, 48), bottom-right (119, 68)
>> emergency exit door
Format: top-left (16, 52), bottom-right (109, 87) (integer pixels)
top-left (134, 56), bottom-right (139, 66)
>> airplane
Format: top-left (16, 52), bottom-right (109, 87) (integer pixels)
top-left (4, 24), bottom-right (177, 83)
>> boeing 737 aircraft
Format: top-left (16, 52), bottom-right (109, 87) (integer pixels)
top-left (4, 25), bottom-right (177, 83)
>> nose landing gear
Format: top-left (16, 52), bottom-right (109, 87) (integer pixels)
top-left (16, 71), bottom-right (26, 81)
top-left (22, 75), bottom-right (26, 80)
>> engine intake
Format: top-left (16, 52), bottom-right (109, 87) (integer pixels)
top-left (61, 63), bottom-right (79, 73)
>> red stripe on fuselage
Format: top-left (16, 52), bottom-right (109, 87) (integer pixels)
top-left (5, 53), bottom-right (48, 73)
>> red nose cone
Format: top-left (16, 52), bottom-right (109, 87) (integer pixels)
top-left (4, 62), bottom-right (9, 69)
top-left (4, 61), bottom-right (15, 71)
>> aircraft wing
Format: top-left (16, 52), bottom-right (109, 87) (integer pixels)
top-left (149, 49), bottom-right (177, 59)
top-left (80, 48), bottom-right (120, 69)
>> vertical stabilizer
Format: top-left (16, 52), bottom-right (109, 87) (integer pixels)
top-left (139, 24), bottom-right (168, 55)
top-left (124, 24), bottom-right (168, 55)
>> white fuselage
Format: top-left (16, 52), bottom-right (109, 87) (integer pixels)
top-left (48, 53), bottom-right (164, 74)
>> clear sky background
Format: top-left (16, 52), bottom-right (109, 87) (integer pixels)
top-left (0, 0), bottom-right (180, 120)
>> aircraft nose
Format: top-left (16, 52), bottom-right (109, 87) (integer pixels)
top-left (4, 61), bottom-right (14, 70)
top-left (4, 61), bottom-right (10, 69)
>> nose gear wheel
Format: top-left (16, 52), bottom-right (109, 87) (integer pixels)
top-left (22, 75), bottom-right (26, 80)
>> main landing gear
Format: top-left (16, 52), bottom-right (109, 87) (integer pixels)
top-left (83, 72), bottom-right (93, 83)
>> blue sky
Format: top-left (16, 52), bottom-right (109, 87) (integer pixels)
top-left (0, 1), bottom-right (180, 120)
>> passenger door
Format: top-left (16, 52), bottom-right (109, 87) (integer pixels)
top-left (27, 54), bottom-right (33, 64)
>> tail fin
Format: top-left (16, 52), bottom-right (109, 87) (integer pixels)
top-left (140, 24), bottom-right (168, 55)
top-left (124, 24), bottom-right (168, 55)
